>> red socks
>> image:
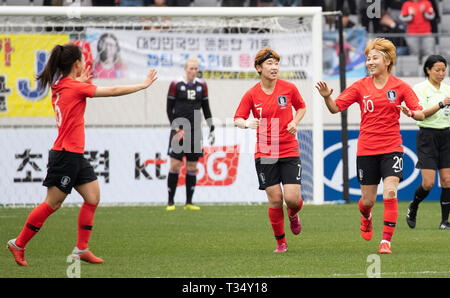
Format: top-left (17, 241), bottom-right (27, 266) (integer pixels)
top-left (77, 202), bottom-right (98, 251)
top-left (287, 197), bottom-right (303, 218)
top-left (383, 198), bottom-right (398, 242)
top-left (15, 202), bottom-right (55, 248)
top-left (14, 201), bottom-right (98, 251)
top-left (358, 198), bottom-right (372, 219)
top-left (268, 207), bottom-right (285, 245)
top-left (359, 197), bottom-right (398, 242)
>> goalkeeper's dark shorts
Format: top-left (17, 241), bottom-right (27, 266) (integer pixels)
top-left (167, 129), bottom-right (203, 162)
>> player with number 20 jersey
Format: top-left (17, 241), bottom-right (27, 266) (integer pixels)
top-left (316, 38), bottom-right (425, 254)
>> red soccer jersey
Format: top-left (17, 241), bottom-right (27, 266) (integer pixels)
top-left (234, 79), bottom-right (306, 159)
top-left (51, 77), bottom-right (97, 153)
top-left (401, 0), bottom-right (434, 34)
top-left (335, 75), bottom-right (422, 156)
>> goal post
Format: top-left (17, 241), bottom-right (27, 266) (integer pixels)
top-left (0, 6), bottom-right (323, 205)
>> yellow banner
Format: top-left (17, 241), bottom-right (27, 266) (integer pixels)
top-left (0, 34), bottom-right (69, 117)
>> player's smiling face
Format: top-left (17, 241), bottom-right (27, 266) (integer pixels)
top-left (366, 49), bottom-right (389, 77)
top-left (259, 58), bottom-right (279, 80)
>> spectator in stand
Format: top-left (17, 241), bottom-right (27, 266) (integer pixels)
top-left (384, 0), bottom-right (406, 25)
top-left (92, 0), bottom-right (118, 5)
top-left (273, 0), bottom-right (299, 6)
top-left (119, 0), bottom-right (143, 5)
top-left (379, 11), bottom-right (409, 55)
top-left (302, 0), bottom-right (326, 10)
top-left (400, 0), bottom-right (435, 62)
top-left (166, 0), bottom-right (192, 5)
top-left (149, 0), bottom-right (167, 5)
top-left (338, 9), bottom-right (356, 29)
top-left (336, 0), bottom-right (357, 15)
top-left (429, 0), bottom-right (440, 44)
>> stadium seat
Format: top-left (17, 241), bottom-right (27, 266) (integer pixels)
top-left (438, 37), bottom-right (450, 58)
top-left (441, 15), bottom-right (450, 34)
top-left (5, 0), bottom-right (43, 4)
top-left (193, 0), bottom-right (221, 6)
top-left (395, 55), bottom-right (420, 77)
top-left (442, 0), bottom-right (450, 14)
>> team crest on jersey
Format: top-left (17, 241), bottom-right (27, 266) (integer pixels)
top-left (386, 90), bottom-right (397, 102)
top-left (196, 86), bottom-right (202, 92)
top-left (277, 95), bottom-right (287, 107)
top-left (180, 85), bottom-right (186, 91)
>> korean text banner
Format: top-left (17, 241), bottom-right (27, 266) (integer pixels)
top-left (0, 34), bottom-right (70, 117)
top-left (85, 29), bottom-right (312, 80)
top-left (0, 127), bottom-right (267, 205)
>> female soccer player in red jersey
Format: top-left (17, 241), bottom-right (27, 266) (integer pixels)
top-left (316, 38), bottom-right (425, 254)
top-left (7, 43), bottom-right (157, 266)
top-left (234, 48), bottom-right (306, 253)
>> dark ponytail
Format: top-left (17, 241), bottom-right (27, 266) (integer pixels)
top-left (37, 43), bottom-right (82, 89)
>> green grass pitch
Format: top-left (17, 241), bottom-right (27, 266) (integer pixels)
top-left (1, 202), bottom-right (449, 278)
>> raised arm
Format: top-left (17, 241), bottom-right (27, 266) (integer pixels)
top-left (315, 81), bottom-right (341, 114)
top-left (93, 69), bottom-right (157, 98)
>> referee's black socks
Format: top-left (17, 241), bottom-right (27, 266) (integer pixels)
top-left (441, 188), bottom-right (450, 223)
top-left (412, 185), bottom-right (430, 209)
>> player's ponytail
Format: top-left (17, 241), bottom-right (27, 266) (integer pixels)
top-left (37, 43), bottom-right (82, 89)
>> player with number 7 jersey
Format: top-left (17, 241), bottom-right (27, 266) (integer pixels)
top-left (316, 38), bottom-right (424, 254)
top-left (234, 48), bottom-right (306, 253)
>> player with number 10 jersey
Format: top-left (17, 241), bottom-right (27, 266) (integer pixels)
top-left (316, 38), bottom-right (424, 254)
top-left (335, 74), bottom-right (422, 156)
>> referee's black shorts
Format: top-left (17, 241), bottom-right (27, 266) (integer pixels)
top-left (43, 149), bottom-right (97, 194)
top-left (416, 127), bottom-right (450, 170)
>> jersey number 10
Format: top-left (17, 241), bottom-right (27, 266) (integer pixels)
top-left (363, 99), bottom-right (374, 113)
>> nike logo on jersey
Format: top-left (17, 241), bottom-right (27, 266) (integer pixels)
top-left (255, 103), bottom-right (262, 107)
top-left (363, 95), bottom-right (371, 99)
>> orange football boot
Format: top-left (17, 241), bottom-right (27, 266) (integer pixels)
top-left (7, 239), bottom-right (28, 266)
top-left (72, 248), bottom-right (104, 264)
top-left (378, 241), bottom-right (392, 254)
top-left (360, 214), bottom-right (373, 241)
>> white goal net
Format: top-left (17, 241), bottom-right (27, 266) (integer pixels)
top-left (0, 6), bottom-right (323, 206)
